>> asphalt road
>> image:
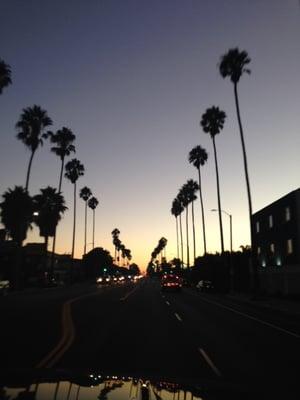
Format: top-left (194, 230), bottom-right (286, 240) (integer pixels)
top-left (1, 277), bottom-right (300, 396)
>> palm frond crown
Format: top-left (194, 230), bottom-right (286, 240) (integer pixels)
top-left (50, 127), bottom-right (76, 160)
top-left (64, 158), bottom-right (85, 184)
top-left (188, 145), bottom-right (208, 169)
top-left (16, 105), bottom-right (52, 152)
top-left (0, 58), bottom-right (12, 94)
top-left (80, 186), bottom-right (92, 202)
top-left (201, 106), bottom-right (226, 138)
top-left (219, 48), bottom-right (251, 84)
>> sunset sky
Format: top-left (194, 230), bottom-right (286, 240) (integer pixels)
top-left (1, 1), bottom-right (299, 270)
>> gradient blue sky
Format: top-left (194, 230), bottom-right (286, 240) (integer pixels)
top-left (1, 1), bottom-right (299, 270)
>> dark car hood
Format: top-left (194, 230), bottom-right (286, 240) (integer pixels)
top-left (0, 368), bottom-right (283, 400)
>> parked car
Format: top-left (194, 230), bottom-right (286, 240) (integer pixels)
top-left (196, 280), bottom-right (214, 292)
top-left (0, 279), bottom-right (10, 296)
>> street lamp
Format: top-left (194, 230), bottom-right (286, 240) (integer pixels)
top-left (211, 209), bottom-right (232, 252)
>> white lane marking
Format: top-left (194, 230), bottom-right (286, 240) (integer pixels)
top-left (120, 284), bottom-right (140, 301)
top-left (166, 301), bottom-right (170, 306)
top-left (174, 313), bottom-right (182, 322)
top-left (188, 292), bottom-right (300, 339)
top-left (198, 348), bottom-right (222, 377)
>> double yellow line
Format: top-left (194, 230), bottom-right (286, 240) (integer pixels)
top-left (36, 281), bottom-right (144, 368)
top-left (36, 292), bottom-right (96, 368)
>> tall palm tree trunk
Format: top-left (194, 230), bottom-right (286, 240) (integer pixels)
top-left (234, 83), bottom-right (257, 290)
top-left (198, 167), bottom-right (207, 254)
top-left (50, 157), bottom-right (65, 275)
top-left (44, 236), bottom-right (49, 272)
top-left (114, 246), bottom-right (117, 263)
top-left (84, 201), bottom-right (87, 255)
top-left (25, 149), bottom-right (36, 191)
top-left (212, 136), bottom-right (224, 253)
top-left (58, 157), bottom-right (65, 194)
top-left (179, 213), bottom-right (184, 268)
top-left (71, 182), bottom-right (76, 259)
top-left (92, 209), bottom-right (95, 249)
top-left (185, 205), bottom-right (190, 268)
top-left (191, 200), bottom-right (196, 266)
top-left (175, 216), bottom-right (179, 259)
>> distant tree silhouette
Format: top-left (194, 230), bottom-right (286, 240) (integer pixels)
top-left (129, 263), bottom-right (140, 275)
top-left (189, 145), bottom-right (208, 254)
top-left (49, 127), bottom-right (76, 270)
top-left (111, 228), bottom-right (120, 263)
top-left (124, 248), bottom-right (132, 266)
top-left (178, 184), bottom-right (190, 268)
top-left (65, 159), bottom-right (85, 260)
top-left (0, 58), bottom-right (12, 94)
top-left (80, 186), bottom-right (92, 255)
top-left (84, 247), bottom-right (113, 278)
top-left (186, 179), bottom-right (199, 266)
top-left (151, 237), bottom-right (167, 264)
top-left (16, 105), bottom-right (52, 191)
top-left (33, 187), bottom-right (67, 251)
top-left (201, 106), bottom-right (226, 253)
top-left (219, 48), bottom-right (257, 289)
top-left (0, 186), bottom-right (33, 289)
top-left (88, 196), bottom-right (99, 250)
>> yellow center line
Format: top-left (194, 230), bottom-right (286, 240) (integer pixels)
top-left (36, 290), bottom-right (101, 369)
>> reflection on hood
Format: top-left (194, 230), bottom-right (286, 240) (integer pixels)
top-left (0, 370), bottom-right (263, 400)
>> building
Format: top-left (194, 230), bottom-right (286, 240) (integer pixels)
top-left (252, 188), bottom-right (300, 295)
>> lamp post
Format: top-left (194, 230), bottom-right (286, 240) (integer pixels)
top-left (211, 209), bottom-right (232, 252)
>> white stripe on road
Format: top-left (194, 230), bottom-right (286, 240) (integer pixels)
top-left (166, 301), bottom-right (170, 306)
top-left (188, 292), bottom-right (300, 339)
top-left (174, 313), bottom-right (182, 322)
top-left (198, 348), bottom-right (222, 377)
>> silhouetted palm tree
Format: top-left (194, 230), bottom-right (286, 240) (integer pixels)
top-left (49, 127), bottom-right (76, 269)
top-left (201, 106), bottom-right (226, 253)
top-left (219, 48), bottom-right (256, 284)
top-left (80, 186), bottom-right (92, 256)
top-left (178, 185), bottom-right (190, 268)
top-left (119, 243), bottom-right (126, 265)
top-left (188, 145), bottom-right (208, 254)
top-left (111, 228), bottom-right (120, 262)
top-left (88, 196), bottom-right (99, 250)
top-left (124, 248), bottom-right (132, 266)
top-left (49, 127), bottom-right (76, 192)
top-left (0, 186), bottom-right (33, 289)
top-left (186, 179), bottom-right (199, 266)
top-left (0, 58), bottom-right (12, 94)
top-left (16, 105), bottom-right (52, 191)
top-left (171, 199), bottom-right (180, 260)
top-left (65, 159), bottom-right (85, 259)
top-left (33, 187), bottom-right (67, 269)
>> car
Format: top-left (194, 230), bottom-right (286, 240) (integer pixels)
top-left (0, 279), bottom-right (10, 296)
top-left (161, 274), bottom-right (182, 291)
top-left (96, 276), bottom-right (112, 285)
top-left (196, 280), bottom-right (214, 292)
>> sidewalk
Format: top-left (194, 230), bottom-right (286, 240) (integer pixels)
top-left (226, 292), bottom-right (300, 317)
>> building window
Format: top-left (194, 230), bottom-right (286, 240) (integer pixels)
top-left (270, 243), bottom-right (275, 253)
top-left (256, 221), bottom-right (260, 233)
top-left (269, 215), bottom-right (273, 228)
top-left (285, 207), bottom-right (291, 221)
top-left (287, 239), bottom-right (293, 254)
top-left (257, 246), bottom-right (261, 255)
